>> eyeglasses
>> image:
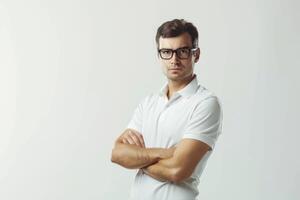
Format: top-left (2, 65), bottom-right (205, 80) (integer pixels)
top-left (158, 47), bottom-right (198, 60)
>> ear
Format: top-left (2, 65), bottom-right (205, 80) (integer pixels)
top-left (194, 48), bottom-right (200, 63)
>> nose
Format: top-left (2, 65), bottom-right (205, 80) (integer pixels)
top-left (170, 51), bottom-right (180, 63)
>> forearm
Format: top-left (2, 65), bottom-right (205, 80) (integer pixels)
top-left (142, 159), bottom-right (176, 182)
top-left (111, 142), bottom-right (170, 169)
top-left (143, 157), bottom-right (179, 182)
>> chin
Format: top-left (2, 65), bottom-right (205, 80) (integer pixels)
top-left (167, 74), bottom-right (183, 81)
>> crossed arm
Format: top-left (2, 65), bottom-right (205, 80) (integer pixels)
top-left (111, 129), bottom-right (175, 169)
top-left (111, 128), bottom-right (211, 183)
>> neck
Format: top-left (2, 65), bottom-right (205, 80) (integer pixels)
top-left (167, 74), bottom-right (195, 99)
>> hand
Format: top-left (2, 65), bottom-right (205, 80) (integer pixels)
top-left (119, 129), bottom-right (145, 148)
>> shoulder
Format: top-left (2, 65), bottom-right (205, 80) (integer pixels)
top-left (191, 85), bottom-right (222, 114)
top-left (137, 92), bottom-right (159, 108)
top-left (141, 93), bottom-right (157, 103)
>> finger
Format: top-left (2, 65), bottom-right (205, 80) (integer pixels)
top-left (136, 134), bottom-right (145, 148)
top-left (117, 130), bottom-right (129, 142)
top-left (128, 128), bottom-right (142, 134)
top-left (124, 135), bottom-right (135, 145)
top-left (128, 129), bottom-right (145, 147)
top-left (128, 131), bottom-right (143, 147)
top-left (122, 138), bottom-right (130, 144)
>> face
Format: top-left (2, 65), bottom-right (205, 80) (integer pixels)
top-left (158, 32), bottom-right (200, 82)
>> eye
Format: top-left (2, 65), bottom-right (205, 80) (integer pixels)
top-left (161, 49), bottom-right (172, 54)
top-left (178, 48), bottom-right (189, 54)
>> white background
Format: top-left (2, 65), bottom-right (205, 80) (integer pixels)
top-left (1, 0), bottom-right (299, 199)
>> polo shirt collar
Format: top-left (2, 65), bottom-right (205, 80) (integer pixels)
top-left (159, 74), bottom-right (199, 98)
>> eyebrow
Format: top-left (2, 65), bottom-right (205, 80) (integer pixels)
top-left (159, 46), bottom-right (191, 50)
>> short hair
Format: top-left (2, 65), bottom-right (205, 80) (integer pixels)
top-left (155, 19), bottom-right (199, 49)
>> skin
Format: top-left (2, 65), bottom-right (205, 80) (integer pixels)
top-left (158, 32), bottom-right (200, 99)
top-left (111, 129), bottom-right (175, 169)
top-left (111, 32), bottom-right (211, 183)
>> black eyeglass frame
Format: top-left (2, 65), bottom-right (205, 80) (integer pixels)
top-left (157, 47), bottom-right (198, 60)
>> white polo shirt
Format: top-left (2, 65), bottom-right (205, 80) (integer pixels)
top-left (126, 74), bottom-right (223, 200)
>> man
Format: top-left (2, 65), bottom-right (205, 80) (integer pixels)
top-left (111, 19), bottom-right (223, 200)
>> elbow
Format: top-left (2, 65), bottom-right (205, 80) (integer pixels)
top-left (170, 167), bottom-right (191, 184)
top-left (110, 147), bottom-right (135, 169)
top-left (111, 148), bottom-right (120, 164)
top-left (110, 149), bottom-right (116, 163)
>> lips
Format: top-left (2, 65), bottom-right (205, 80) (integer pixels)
top-left (169, 68), bottom-right (182, 70)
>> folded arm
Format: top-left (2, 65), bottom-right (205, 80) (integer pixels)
top-left (111, 129), bottom-right (174, 169)
top-left (111, 130), bottom-right (211, 183)
top-left (143, 139), bottom-right (211, 183)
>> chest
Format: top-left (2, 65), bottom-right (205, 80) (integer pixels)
top-left (142, 97), bottom-right (195, 147)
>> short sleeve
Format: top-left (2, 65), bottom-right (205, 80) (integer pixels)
top-left (182, 96), bottom-right (223, 150)
top-left (126, 98), bottom-right (145, 134)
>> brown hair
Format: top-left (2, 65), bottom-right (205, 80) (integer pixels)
top-left (155, 19), bottom-right (199, 49)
